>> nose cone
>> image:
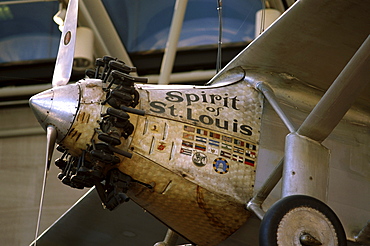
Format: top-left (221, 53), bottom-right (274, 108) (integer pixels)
top-left (29, 83), bottom-right (80, 142)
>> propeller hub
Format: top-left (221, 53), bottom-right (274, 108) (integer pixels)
top-left (29, 83), bottom-right (80, 142)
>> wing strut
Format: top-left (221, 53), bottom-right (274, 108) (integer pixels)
top-left (297, 35), bottom-right (370, 143)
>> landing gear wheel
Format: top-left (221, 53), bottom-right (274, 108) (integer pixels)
top-left (259, 195), bottom-right (347, 246)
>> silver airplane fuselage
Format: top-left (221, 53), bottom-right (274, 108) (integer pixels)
top-left (29, 65), bottom-right (369, 244)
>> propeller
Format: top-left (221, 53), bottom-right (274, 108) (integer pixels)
top-left (32, 0), bottom-right (79, 244)
top-left (52, 0), bottom-right (78, 87)
top-left (34, 125), bottom-right (57, 243)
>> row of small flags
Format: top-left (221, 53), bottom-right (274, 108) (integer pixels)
top-left (182, 140), bottom-right (256, 157)
top-left (184, 125), bottom-right (257, 149)
top-left (220, 150), bottom-right (255, 167)
top-left (182, 125), bottom-right (257, 167)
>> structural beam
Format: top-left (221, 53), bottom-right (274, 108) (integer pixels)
top-left (158, 0), bottom-right (188, 85)
top-left (297, 35), bottom-right (370, 143)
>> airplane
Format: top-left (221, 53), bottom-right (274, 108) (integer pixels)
top-left (28, 0), bottom-right (369, 245)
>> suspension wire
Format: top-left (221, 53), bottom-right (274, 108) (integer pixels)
top-left (216, 0), bottom-right (223, 73)
top-left (259, 0), bottom-right (266, 35)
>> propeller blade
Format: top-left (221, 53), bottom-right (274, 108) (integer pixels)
top-left (52, 0), bottom-right (79, 87)
top-left (45, 125), bottom-right (58, 170)
top-left (34, 125), bottom-right (58, 244)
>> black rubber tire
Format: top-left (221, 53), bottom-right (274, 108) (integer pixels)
top-left (259, 195), bottom-right (347, 246)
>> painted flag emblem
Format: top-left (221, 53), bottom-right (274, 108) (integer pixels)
top-left (196, 128), bottom-right (208, 136)
top-left (196, 136), bottom-right (207, 143)
top-left (245, 150), bottom-right (256, 158)
top-left (184, 125), bottom-right (195, 132)
top-left (233, 146), bottom-right (244, 154)
top-left (180, 148), bottom-right (192, 156)
top-left (195, 143), bottom-right (206, 151)
top-left (182, 140), bottom-right (193, 148)
top-left (209, 139), bottom-right (220, 147)
top-left (246, 143), bottom-right (257, 150)
top-left (221, 143), bottom-right (232, 150)
top-left (183, 133), bottom-right (194, 140)
top-left (210, 132), bottom-right (221, 139)
top-left (232, 154), bottom-right (243, 163)
top-left (222, 135), bottom-right (232, 143)
top-left (220, 150), bottom-right (231, 159)
top-left (234, 139), bottom-right (245, 147)
top-left (244, 158), bottom-right (255, 167)
top-left (208, 146), bottom-right (219, 155)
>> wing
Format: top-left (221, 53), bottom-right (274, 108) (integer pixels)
top-left (210, 0), bottom-right (370, 105)
top-left (30, 188), bottom-right (185, 246)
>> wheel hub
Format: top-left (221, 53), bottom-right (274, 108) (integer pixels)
top-left (277, 207), bottom-right (338, 245)
top-left (300, 232), bottom-right (322, 245)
